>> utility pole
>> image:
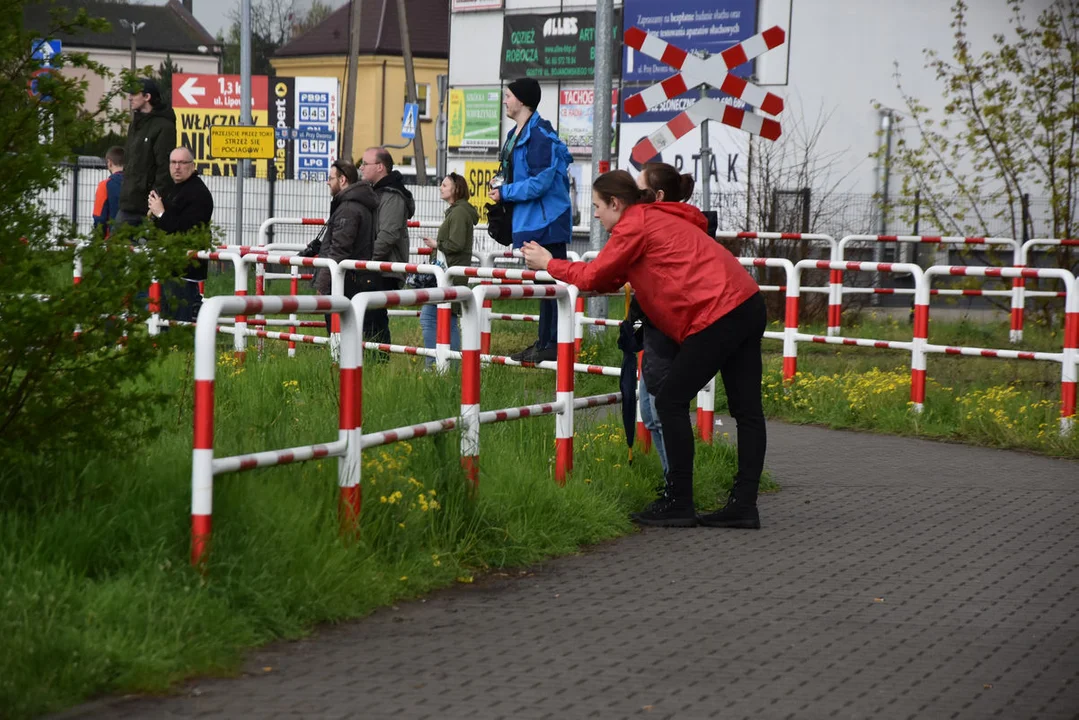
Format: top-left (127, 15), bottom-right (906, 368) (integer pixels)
top-left (342, 0), bottom-right (362, 162)
top-left (699, 83), bottom-right (711, 212)
top-left (397, 0), bottom-right (428, 184)
top-left (119, 19), bottom-right (146, 72)
top-left (237, 0), bottom-right (251, 245)
top-left (435, 73), bottom-right (449, 179)
top-left (589, 0), bottom-right (614, 322)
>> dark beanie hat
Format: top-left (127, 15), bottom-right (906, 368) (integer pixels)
top-left (507, 78), bottom-right (541, 110)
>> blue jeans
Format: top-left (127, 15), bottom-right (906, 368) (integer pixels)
top-left (420, 303), bottom-right (460, 368)
top-left (537, 242), bottom-right (568, 349)
top-left (639, 376), bottom-right (669, 475)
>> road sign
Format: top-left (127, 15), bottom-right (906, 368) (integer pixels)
top-left (175, 73), bottom-right (270, 177)
top-left (623, 25), bottom-right (786, 164)
top-left (209, 125), bottom-right (276, 159)
top-left (31, 39), bottom-right (61, 67)
top-left (402, 103), bottom-right (419, 139)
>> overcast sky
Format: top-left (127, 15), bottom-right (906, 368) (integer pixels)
top-left (137, 0), bottom-right (347, 41)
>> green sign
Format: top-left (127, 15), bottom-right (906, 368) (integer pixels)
top-left (501, 12), bottom-right (621, 80)
top-left (448, 87), bottom-right (502, 149)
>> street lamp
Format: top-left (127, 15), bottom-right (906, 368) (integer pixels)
top-left (118, 19), bottom-right (146, 72)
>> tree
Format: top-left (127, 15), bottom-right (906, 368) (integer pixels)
top-left (217, 0), bottom-right (334, 75)
top-left (1, 1), bottom-right (204, 477)
top-left (156, 53), bottom-right (183, 107)
top-left (882, 0), bottom-right (1078, 248)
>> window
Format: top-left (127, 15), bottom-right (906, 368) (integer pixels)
top-left (407, 83), bottom-right (432, 120)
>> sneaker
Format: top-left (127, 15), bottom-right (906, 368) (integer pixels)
top-left (697, 497), bottom-right (761, 529)
top-left (509, 341), bottom-right (539, 362)
top-left (630, 496), bottom-right (698, 527)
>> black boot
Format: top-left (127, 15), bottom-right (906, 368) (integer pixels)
top-left (697, 494), bottom-right (760, 529)
top-left (631, 475), bottom-right (697, 528)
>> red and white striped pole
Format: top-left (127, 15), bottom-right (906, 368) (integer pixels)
top-left (697, 377), bottom-right (715, 443)
top-left (190, 297), bottom-right (222, 568)
top-left (436, 302), bottom-right (452, 373)
top-left (460, 288), bottom-right (482, 487)
top-left (338, 298), bottom-right (363, 532)
top-left (555, 286), bottom-right (575, 484)
top-left (1010, 243), bottom-right (1026, 344)
top-left (911, 273), bottom-right (930, 414)
top-left (288, 267), bottom-right (299, 358)
top-left (480, 297), bottom-right (493, 355)
top-left (574, 293), bottom-right (585, 356)
top-left (784, 262), bottom-right (801, 381)
top-left (233, 274), bottom-right (248, 364)
top-left (1061, 275), bottom-right (1078, 433)
top-left (148, 279), bottom-right (162, 336)
top-left (636, 350), bottom-right (652, 454)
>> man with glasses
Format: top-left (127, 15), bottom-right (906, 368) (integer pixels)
top-left (359, 147), bottom-right (415, 347)
top-left (147, 147), bottom-right (214, 322)
top-left (117, 77), bottom-right (176, 227)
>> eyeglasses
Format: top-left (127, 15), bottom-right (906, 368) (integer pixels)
top-left (169, 160), bottom-right (193, 166)
top-left (359, 160), bottom-right (382, 168)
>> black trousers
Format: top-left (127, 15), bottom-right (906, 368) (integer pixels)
top-left (160, 278), bottom-right (203, 324)
top-left (536, 242), bottom-right (568, 349)
top-left (363, 275), bottom-right (400, 345)
top-left (652, 293), bottom-right (767, 506)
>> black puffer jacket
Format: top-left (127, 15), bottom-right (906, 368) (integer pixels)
top-left (303, 182), bottom-right (380, 295)
top-left (119, 104), bottom-right (177, 215)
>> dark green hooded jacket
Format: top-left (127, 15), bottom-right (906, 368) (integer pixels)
top-left (119, 103), bottom-right (177, 214)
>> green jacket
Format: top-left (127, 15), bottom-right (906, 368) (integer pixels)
top-left (119, 104), bottom-right (177, 215)
top-left (437, 200), bottom-right (478, 286)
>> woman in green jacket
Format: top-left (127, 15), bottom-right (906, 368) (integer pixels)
top-left (420, 172), bottom-right (478, 366)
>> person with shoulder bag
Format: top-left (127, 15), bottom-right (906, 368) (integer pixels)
top-left (418, 172), bottom-right (478, 368)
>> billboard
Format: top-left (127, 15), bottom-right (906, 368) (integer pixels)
top-left (501, 11), bottom-right (621, 80)
top-left (622, 0), bottom-right (759, 84)
top-left (448, 87), bottom-right (502, 150)
top-left (558, 87), bottom-right (618, 156)
top-left (618, 116), bottom-right (747, 193)
top-left (174, 73), bottom-right (270, 177)
top-left (270, 77), bottom-right (340, 181)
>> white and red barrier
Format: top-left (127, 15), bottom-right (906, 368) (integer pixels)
top-left (190, 294), bottom-right (358, 567)
top-left (917, 266), bottom-right (1077, 433)
top-left (1014, 238), bottom-right (1079, 342)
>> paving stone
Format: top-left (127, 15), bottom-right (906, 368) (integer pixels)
top-left (54, 420), bottom-right (1079, 720)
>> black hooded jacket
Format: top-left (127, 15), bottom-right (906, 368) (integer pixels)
top-left (302, 181), bottom-right (380, 295)
top-left (372, 170), bottom-right (416, 281)
top-left (120, 103), bottom-right (177, 214)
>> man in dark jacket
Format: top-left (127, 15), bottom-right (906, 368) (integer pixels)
top-left (117, 78), bottom-right (176, 227)
top-left (147, 147), bottom-right (214, 322)
top-left (360, 146), bottom-right (416, 346)
top-left (299, 160), bottom-right (379, 298)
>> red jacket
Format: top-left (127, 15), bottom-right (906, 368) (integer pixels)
top-left (547, 202), bottom-right (759, 343)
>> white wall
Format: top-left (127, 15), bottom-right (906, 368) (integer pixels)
top-left (448, 0), bottom-right (1021, 195)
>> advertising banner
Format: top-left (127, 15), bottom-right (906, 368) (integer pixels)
top-left (464, 160), bottom-right (500, 224)
top-left (448, 87), bottom-right (502, 149)
top-left (622, 0), bottom-right (758, 83)
top-left (501, 11), bottom-right (621, 80)
top-left (269, 76), bottom-right (340, 181)
top-left (174, 73), bottom-right (269, 177)
top-left (558, 87), bottom-right (618, 156)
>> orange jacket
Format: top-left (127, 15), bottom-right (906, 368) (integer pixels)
top-left (546, 202), bottom-right (759, 343)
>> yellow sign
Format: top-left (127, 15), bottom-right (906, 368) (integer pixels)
top-left (177, 109), bottom-right (270, 177)
top-left (209, 125), bottom-right (276, 160)
top-left (464, 160), bottom-right (500, 225)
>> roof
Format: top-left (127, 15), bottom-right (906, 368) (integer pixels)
top-left (275, 0), bottom-right (448, 59)
top-left (23, 0), bottom-right (219, 55)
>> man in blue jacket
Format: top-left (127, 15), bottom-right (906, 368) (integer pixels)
top-left (488, 78), bottom-right (574, 363)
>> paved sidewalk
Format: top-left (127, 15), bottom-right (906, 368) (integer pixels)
top-left (62, 422), bottom-right (1079, 719)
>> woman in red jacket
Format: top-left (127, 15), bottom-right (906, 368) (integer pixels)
top-left (522, 170), bottom-right (766, 529)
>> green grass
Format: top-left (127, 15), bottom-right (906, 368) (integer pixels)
top-left (0, 311), bottom-right (755, 719)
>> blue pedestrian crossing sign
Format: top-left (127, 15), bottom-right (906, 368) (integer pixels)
top-left (401, 102), bottom-right (419, 139)
top-left (31, 39), bottom-right (62, 67)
